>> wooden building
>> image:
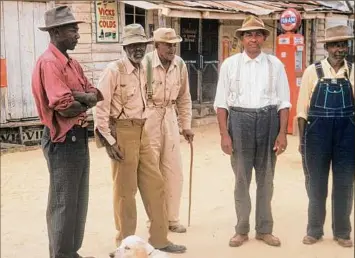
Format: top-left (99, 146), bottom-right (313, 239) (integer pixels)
top-left (0, 0), bottom-right (353, 145)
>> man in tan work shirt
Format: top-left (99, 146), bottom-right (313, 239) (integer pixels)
top-left (93, 24), bottom-right (186, 256)
top-left (143, 28), bottom-right (194, 233)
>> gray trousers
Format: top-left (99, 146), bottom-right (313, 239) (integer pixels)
top-left (228, 106), bottom-right (279, 235)
top-left (42, 126), bottom-right (89, 258)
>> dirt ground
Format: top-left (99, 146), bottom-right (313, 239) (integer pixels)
top-left (1, 123), bottom-right (354, 258)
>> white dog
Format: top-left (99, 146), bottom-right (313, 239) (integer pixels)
top-left (114, 236), bottom-right (170, 258)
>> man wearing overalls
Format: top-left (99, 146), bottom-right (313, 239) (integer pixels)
top-left (214, 16), bottom-right (291, 247)
top-left (94, 24), bottom-right (186, 255)
top-left (142, 28), bottom-right (194, 233)
top-left (297, 25), bottom-right (354, 248)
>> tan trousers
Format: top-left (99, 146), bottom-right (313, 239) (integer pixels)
top-left (112, 119), bottom-right (169, 248)
top-left (144, 107), bottom-right (183, 226)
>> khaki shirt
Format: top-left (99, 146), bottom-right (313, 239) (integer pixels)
top-left (143, 50), bottom-right (192, 130)
top-left (297, 58), bottom-right (354, 120)
top-left (95, 57), bottom-right (146, 145)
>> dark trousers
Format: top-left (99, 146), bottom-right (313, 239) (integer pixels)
top-left (302, 116), bottom-right (355, 239)
top-left (42, 126), bottom-right (90, 258)
top-left (228, 106), bottom-right (279, 234)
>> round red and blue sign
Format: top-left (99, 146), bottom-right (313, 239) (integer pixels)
top-left (280, 8), bottom-right (302, 32)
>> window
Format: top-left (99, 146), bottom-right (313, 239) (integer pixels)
top-left (125, 4), bottom-right (146, 29)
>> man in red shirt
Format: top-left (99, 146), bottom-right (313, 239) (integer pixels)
top-left (32, 6), bottom-right (103, 258)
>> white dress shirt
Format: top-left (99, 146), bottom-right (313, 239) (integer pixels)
top-left (214, 51), bottom-right (291, 111)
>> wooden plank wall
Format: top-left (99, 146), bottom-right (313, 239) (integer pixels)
top-left (3, 2), bottom-right (22, 121)
top-left (1, 1), bottom-right (125, 123)
top-left (56, 1), bottom-right (124, 86)
top-left (2, 1), bottom-right (51, 122)
top-left (1, 1), bottom-right (8, 123)
top-left (315, 19), bottom-right (326, 62)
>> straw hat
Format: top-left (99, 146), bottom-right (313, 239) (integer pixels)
top-left (317, 25), bottom-right (354, 43)
top-left (120, 24), bottom-right (153, 46)
top-left (38, 5), bottom-right (84, 31)
top-left (235, 15), bottom-right (270, 38)
top-left (153, 28), bottom-right (182, 43)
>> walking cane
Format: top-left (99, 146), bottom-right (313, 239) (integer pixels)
top-left (188, 140), bottom-right (194, 227)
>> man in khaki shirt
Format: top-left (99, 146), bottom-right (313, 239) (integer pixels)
top-left (142, 28), bottom-right (194, 233)
top-left (94, 24), bottom-right (186, 255)
top-left (297, 25), bottom-right (354, 248)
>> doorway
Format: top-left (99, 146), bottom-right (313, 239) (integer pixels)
top-left (180, 18), bottom-right (219, 104)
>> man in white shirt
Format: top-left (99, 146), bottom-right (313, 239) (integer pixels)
top-left (214, 15), bottom-right (291, 248)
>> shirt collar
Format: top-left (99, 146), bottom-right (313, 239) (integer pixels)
top-left (123, 57), bottom-right (141, 74)
top-left (48, 43), bottom-right (70, 66)
top-left (152, 49), bottom-right (178, 69)
top-left (242, 51), bottom-right (265, 64)
top-left (323, 58), bottom-right (350, 75)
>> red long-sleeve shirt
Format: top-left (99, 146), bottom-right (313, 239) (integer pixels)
top-left (32, 43), bottom-right (102, 142)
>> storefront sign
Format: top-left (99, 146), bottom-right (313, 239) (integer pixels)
top-left (95, 0), bottom-right (119, 43)
top-left (181, 28), bottom-right (197, 51)
top-left (280, 8), bottom-right (302, 32)
top-left (181, 28), bottom-right (197, 43)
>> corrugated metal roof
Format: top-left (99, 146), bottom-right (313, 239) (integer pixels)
top-left (154, 0), bottom-right (352, 16)
top-left (122, 0), bottom-right (160, 10)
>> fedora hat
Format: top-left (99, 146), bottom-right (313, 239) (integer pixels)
top-left (235, 15), bottom-right (270, 38)
top-left (38, 5), bottom-right (84, 31)
top-left (120, 24), bottom-right (153, 46)
top-left (317, 25), bottom-right (354, 43)
top-left (153, 28), bottom-right (182, 44)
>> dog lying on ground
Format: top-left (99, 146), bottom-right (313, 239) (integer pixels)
top-left (114, 236), bottom-right (170, 258)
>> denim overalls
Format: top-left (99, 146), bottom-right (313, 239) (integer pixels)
top-left (302, 61), bottom-right (354, 240)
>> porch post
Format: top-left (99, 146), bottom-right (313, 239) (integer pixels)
top-left (197, 18), bottom-right (202, 104)
top-left (158, 9), bottom-right (166, 28)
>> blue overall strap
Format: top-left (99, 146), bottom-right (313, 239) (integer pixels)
top-left (314, 61), bottom-right (324, 79)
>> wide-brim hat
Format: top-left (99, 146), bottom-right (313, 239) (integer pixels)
top-left (235, 15), bottom-right (270, 38)
top-left (153, 28), bottom-right (182, 44)
top-left (120, 24), bottom-right (153, 46)
top-left (317, 25), bottom-right (354, 43)
top-left (38, 5), bottom-right (85, 31)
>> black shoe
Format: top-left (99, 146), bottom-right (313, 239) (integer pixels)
top-left (108, 251), bottom-right (115, 258)
top-left (158, 243), bottom-right (187, 253)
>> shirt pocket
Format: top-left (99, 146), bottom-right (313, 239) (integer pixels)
top-left (171, 82), bottom-right (181, 100)
top-left (120, 74), bottom-right (136, 104)
top-left (64, 67), bottom-right (85, 91)
top-left (152, 80), bottom-right (162, 100)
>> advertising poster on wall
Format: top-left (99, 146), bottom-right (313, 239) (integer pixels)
top-left (95, 0), bottom-right (119, 43)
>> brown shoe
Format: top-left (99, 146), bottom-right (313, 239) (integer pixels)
top-left (169, 224), bottom-right (187, 233)
top-left (334, 237), bottom-right (353, 248)
top-left (302, 235), bottom-right (321, 245)
top-left (256, 233), bottom-right (281, 247)
top-left (229, 234), bottom-right (249, 247)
